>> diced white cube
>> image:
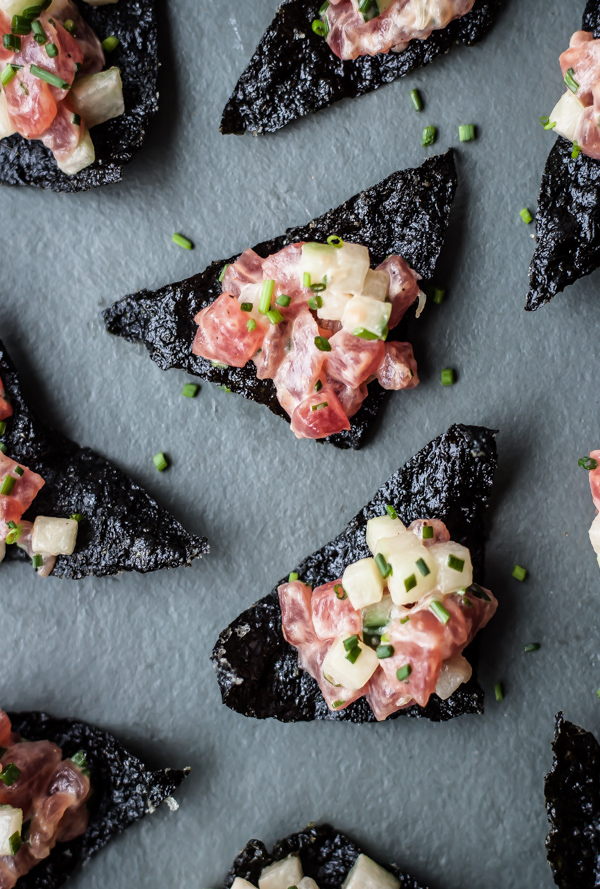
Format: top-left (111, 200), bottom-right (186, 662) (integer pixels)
top-left (32, 516), bottom-right (79, 556)
top-left (435, 653), bottom-right (473, 700)
top-left (56, 129), bottom-right (96, 176)
top-left (0, 0), bottom-right (30, 15)
top-left (298, 879), bottom-right (320, 889)
top-left (0, 806), bottom-right (22, 857)
top-left (300, 243), bottom-right (337, 287)
top-left (550, 90), bottom-right (584, 143)
top-left (429, 541), bottom-right (473, 593)
top-left (317, 291), bottom-right (352, 322)
top-left (377, 536), bottom-right (438, 606)
top-left (342, 558), bottom-right (384, 610)
top-left (589, 514), bottom-right (600, 558)
top-left (361, 269), bottom-right (389, 302)
top-left (259, 855), bottom-right (304, 889)
top-left (231, 880), bottom-right (258, 889)
top-left (71, 68), bottom-right (125, 130)
top-left (341, 296), bottom-right (391, 338)
top-left (321, 636), bottom-right (379, 691)
top-left (342, 854), bottom-right (400, 889)
top-left (329, 242), bottom-right (370, 295)
top-left (0, 93), bottom-right (16, 140)
top-left (365, 515), bottom-right (406, 555)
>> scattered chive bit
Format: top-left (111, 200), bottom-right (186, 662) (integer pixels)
top-left (375, 552), bottom-right (392, 579)
top-left (579, 456), bottom-right (598, 471)
top-left (72, 112), bottom-right (81, 127)
top-left (422, 525), bottom-right (434, 540)
top-left (564, 67), bottom-right (580, 93)
top-left (3, 34), bottom-right (21, 51)
top-left (539, 116), bottom-right (557, 131)
top-left (345, 645), bottom-right (361, 664)
top-left (396, 663), bottom-right (412, 682)
top-left (303, 272), bottom-right (311, 288)
top-left (19, 81), bottom-right (28, 95)
top-left (0, 444), bottom-right (6, 454)
top-left (1, 64), bottom-right (17, 86)
top-left (172, 232), bottom-right (193, 250)
top-left (311, 401), bottom-right (328, 412)
top-left (400, 616), bottom-right (410, 624)
top-left (267, 308), bottom-right (283, 325)
top-left (258, 279), bottom-right (274, 314)
top-left (376, 644), bottom-right (395, 659)
top-left (462, 595), bottom-right (473, 608)
top-left (332, 700), bottom-right (345, 709)
top-left (182, 383), bottom-right (199, 398)
top-left (308, 295), bottom-right (323, 310)
top-left (211, 360), bottom-right (228, 369)
top-left (240, 302), bottom-right (253, 312)
top-left (314, 336), bottom-right (331, 352)
top-left (0, 763), bottom-right (21, 787)
top-left (334, 583), bottom-right (347, 600)
top-left (596, 689), bottom-right (600, 700)
top-left (63, 17), bottom-right (76, 34)
top-left (512, 564), bottom-right (527, 582)
top-left (494, 681), bottom-right (504, 702)
top-left (6, 523), bottom-right (22, 545)
top-left (430, 599), bottom-right (451, 625)
top-left (247, 319), bottom-right (256, 332)
top-left (70, 513), bottom-right (83, 522)
top-left (524, 642), bottom-right (540, 653)
top-left (343, 635), bottom-right (359, 651)
top-left (422, 125), bottom-right (436, 147)
top-left (30, 63), bottom-right (69, 89)
top-left (416, 557), bottom-right (430, 576)
top-left (152, 452), bottom-right (168, 472)
top-left (102, 34), bottom-right (119, 53)
top-left (13, 466), bottom-right (23, 477)
top-left (353, 327), bottom-right (380, 341)
top-left (0, 421), bottom-right (5, 435)
top-left (312, 18), bottom-right (327, 36)
top-left (11, 14), bottom-right (32, 35)
top-left (441, 368), bottom-right (455, 386)
top-left (70, 749), bottom-right (88, 769)
top-left (404, 574), bottom-right (417, 592)
top-left (218, 264), bottom-right (230, 283)
top-left (288, 572), bottom-right (299, 582)
top-left (385, 504), bottom-right (398, 520)
top-left (458, 124), bottom-right (475, 142)
top-left (0, 476), bottom-right (16, 496)
top-left (276, 294), bottom-right (291, 307)
top-left (327, 234), bottom-right (343, 248)
top-left (314, 379), bottom-right (323, 392)
top-left (219, 385), bottom-right (231, 393)
top-left (572, 141), bottom-right (581, 160)
top-left (433, 287), bottom-right (445, 304)
top-left (8, 831), bottom-right (21, 856)
top-left (31, 19), bottom-right (46, 43)
top-left (310, 281), bottom-right (326, 294)
top-left (467, 582), bottom-right (491, 602)
top-left (520, 208), bottom-right (533, 225)
top-left (32, 554), bottom-right (43, 570)
top-left (409, 88), bottom-right (422, 112)
top-left (45, 41), bottom-right (57, 56)
top-left (448, 554), bottom-right (464, 572)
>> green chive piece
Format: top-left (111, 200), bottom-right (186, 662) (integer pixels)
top-left (314, 336), bottom-right (331, 352)
top-left (152, 452), bottom-right (168, 472)
top-left (0, 475), bottom-right (16, 496)
top-left (0, 444), bottom-right (6, 455)
top-left (8, 831), bottom-right (21, 856)
top-left (211, 360), bottom-right (228, 369)
top-left (462, 596), bottom-right (473, 608)
top-left (11, 465), bottom-right (21, 477)
top-left (258, 280), bottom-right (274, 314)
top-left (11, 15), bottom-right (32, 35)
top-left (396, 664), bottom-right (412, 682)
top-left (311, 401), bottom-right (329, 412)
top-left (308, 295), bottom-right (323, 310)
top-left (172, 232), bottom-right (193, 250)
top-left (319, 1), bottom-right (330, 13)
top-left (182, 383), bottom-right (199, 398)
top-left (467, 583), bottom-right (491, 602)
top-left (19, 81), bottom-right (28, 95)
top-left (520, 208), bottom-right (533, 225)
top-left (1, 64), bottom-right (17, 86)
top-left (512, 564), bottom-right (527, 582)
top-left (30, 63), bottom-right (69, 89)
top-left (310, 282), bottom-right (326, 294)
top-left (3, 34), bottom-right (21, 51)
top-left (63, 18), bottom-right (76, 34)
top-left (240, 302), bottom-right (253, 312)
top-left (332, 700), bottom-right (345, 709)
top-left (385, 504), bottom-right (398, 520)
top-left (314, 379), bottom-right (323, 392)
top-left (459, 124), bottom-right (475, 142)
top-left (409, 88), bottom-right (422, 112)
top-left (72, 112), bottom-right (81, 126)
top-left (45, 41), bottom-right (58, 57)
top-left (288, 572), bottom-right (299, 582)
top-left (345, 645), bottom-right (361, 664)
top-left (404, 574), bottom-right (417, 592)
top-left (303, 272), bottom-right (311, 288)
top-left (400, 616), bottom-right (410, 624)
top-left (441, 368), bottom-right (455, 386)
top-left (102, 34), bottom-right (119, 53)
top-left (352, 327), bottom-right (380, 340)
top-left (430, 599), bottom-right (451, 625)
top-left (312, 18), bottom-right (327, 36)
top-left (572, 141), bottom-right (581, 160)
top-left (267, 308), bottom-right (283, 325)
top-left (422, 525), bottom-right (434, 540)
top-left (375, 552), bottom-right (392, 579)
top-left (327, 234), bottom-right (343, 248)
top-left (433, 287), bottom-right (445, 304)
top-left (564, 67), bottom-right (580, 93)
top-left (32, 554), bottom-right (43, 570)
top-left (494, 682), bottom-right (503, 702)
top-left (32, 19), bottom-right (46, 43)
top-left (0, 421), bottom-right (5, 435)
top-left (448, 554), bottom-right (465, 572)
top-left (70, 513), bottom-right (83, 522)
top-left (0, 763), bottom-right (21, 786)
top-left (218, 264), bottom-right (230, 283)
top-left (579, 457), bottom-right (598, 471)
top-left (343, 635), bottom-right (359, 652)
top-left (5, 523), bottom-right (22, 545)
top-left (334, 583), bottom-right (347, 600)
top-left (220, 386), bottom-right (231, 393)
top-left (247, 319), bottom-right (256, 332)
top-left (596, 689), bottom-right (600, 700)
top-left (416, 557), bottom-right (430, 577)
top-left (70, 749), bottom-right (88, 768)
top-left (276, 294), bottom-right (291, 307)
top-left (376, 644), bottom-right (395, 659)
top-left (422, 125), bottom-right (436, 147)
top-left (524, 642), bottom-right (540, 653)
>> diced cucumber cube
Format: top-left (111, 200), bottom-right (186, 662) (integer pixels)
top-left (342, 557), bottom-right (384, 610)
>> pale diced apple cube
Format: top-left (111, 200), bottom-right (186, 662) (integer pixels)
top-left (322, 637), bottom-right (379, 691)
top-left (365, 515), bottom-right (406, 555)
top-left (377, 536), bottom-right (438, 606)
top-left (429, 541), bottom-right (473, 593)
top-left (0, 806), bottom-right (22, 857)
top-left (342, 558), bottom-right (384, 610)
top-left (32, 517), bottom-right (79, 556)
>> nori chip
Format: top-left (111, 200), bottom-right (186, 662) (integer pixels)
top-left (526, 1), bottom-right (600, 311)
top-left (0, 339), bottom-right (208, 578)
top-left (220, 0), bottom-right (505, 135)
top-left (0, 0), bottom-right (158, 192)
top-left (545, 712), bottom-right (600, 889)
top-left (211, 423), bottom-right (497, 724)
top-left (225, 823), bottom-right (425, 889)
top-left (6, 709), bottom-right (188, 889)
top-left (103, 151), bottom-right (457, 451)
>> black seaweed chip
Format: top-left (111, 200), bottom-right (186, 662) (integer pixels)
top-left (545, 713), bottom-right (600, 889)
top-left (225, 823), bottom-right (425, 889)
top-left (0, 339), bottom-right (208, 578)
top-left (527, 1), bottom-right (600, 311)
top-left (6, 709), bottom-right (188, 889)
top-left (0, 0), bottom-right (158, 192)
top-left (220, 0), bottom-right (505, 135)
top-left (103, 151), bottom-right (457, 451)
top-left (211, 423), bottom-right (497, 724)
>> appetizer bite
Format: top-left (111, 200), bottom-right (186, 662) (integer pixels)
top-left (0, 339), bottom-right (208, 578)
top-left (104, 152), bottom-right (456, 450)
top-left (545, 713), bottom-right (600, 888)
top-left (220, 0), bottom-right (505, 135)
top-left (0, 0), bottom-right (158, 191)
top-left (212, 424), bottom-right (498, 723)
top-left (583, 450), bottom-right (600, 563)
top-left (0, 707), bottom-right (187, 889)
top-left (528, 1), bottom-right (600, 310)
top-left (223, 823), bottom-right (424, 889)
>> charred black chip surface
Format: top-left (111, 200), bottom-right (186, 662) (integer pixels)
top-left (0, 0), bottom-right (158, 192)
top-left (7, 710), bottom-right (188, 889)
top-left (225, 824), bottom-right (425, 889)
top-left (545, 713), bottom-right (600, 889)
top-left (527, 1), bottom-right (600, 310)
top-left (211, 424), bottom-right (497, 723)
top-left (220, 0), bottom-right (505, 135)
top-left (0, 340), bottom-right (208, 578)
top-left (104, 151), bottom-right (457, 450)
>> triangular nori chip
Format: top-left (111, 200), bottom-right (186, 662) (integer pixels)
top-left (211, 423), bottom-right (497, 723)
top-left (104, 151), bottom-right (457, 450)
top-left (527, 1), bottom-right (600, 311)
top-left (0, 339), bottom-right (208, 578)
top-left (7, 710), bottom-right (188, 889)
top-left (0, 0), bottom-right (158, 192)
top-left (225, 823), bottom-right (425, 889)
top-left (220, 0), bottom-right (505, 135)
top-left (545, 713), bottom-right (600, 889)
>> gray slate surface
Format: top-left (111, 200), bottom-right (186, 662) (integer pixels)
top-left (0, 1), bottom-right (596, 888)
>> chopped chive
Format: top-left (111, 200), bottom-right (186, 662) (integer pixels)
top-left (0, 763), bottom-right (20, 786)
top-left (404, 574), bottom-right (417, 592)
top-left (375, 552), bottom-right (392, 579)
top-left (520, 208), bottom-right (533, 224)
top-left (327, 234), bottom-right (343, 248)
top-left (0, 421), bottom-right (5, 435)
top-left (102, 34), bottom-right (119, 53)
top-left (31, 19), bottom-right (46, 43)
top-left (74, 61), bottom-right (80, 73)
top-left (30, 64), bottom-right (69, 89)
top-left (441, 368), bottom-right (455, 386)
top-left (345, 645), bottom-right (361, 664)
top-left (433, 287), bottom-right (445, 304)
top-left (579, 456), bottom-right (598, 471)
top-left (71, 112), bottom-right (81, 126)
top-left (512, 564), bottom-right (527, 582)
top-left (416, 557), bottom-right (430, 577)
top-left (219, 385), bottom-right (231, 393)
top-left (32, 554), bottom-right (43, 570)
top-left (312, 18), bottom-right (327, 36)
top-left (422, 525), bottom-right (434, 540)
top-left (218, 264), bottom-right (230, 283)
top-left (11, 15), bottom-right (32, 35)
top-left (380, 633), bottom-right (391, 641)
top-left (352, 327), bottom-right (380, 340)
top-left (409, 88), bottom-right (422, 112)
top-left (314, 336), bottom-right (331, 352)
top-left (288, 572), bottom-right (299, 582)
top-left (319, 1), bottom-right (330, 13)
top-left (430, 599), bottom-right (451, 625)
top-left (467, 583), bottom-right (491, 602)
top-left (259, 280), bottom-right (274, 314)
top-left (172, 232), bottom-right (193, 250)
top-left (211, 360), bottom-right (228, 369)
top-left (240, 302), bottom-right (253, 312)
top-left (8, 831), bottom-right (21, 856)
top-left (276, 294), bottom-right (291, 307)
top-left (376, 644), bottom-right (394, 659)
top-left (45, 41), bottom-right (58, 56)
top-left (303, 272), bottom-right (311, 288)
top-left (63, 18), bottom-right (76, 34)
top-left (267, 308), bottom-right (283, 325)
top-left (400, 616), bottom-right (410, 624)
top-left (13, 466), bottom-right (23, 477)
top-left (247, 319), bottom-right (256, 332)
top-left (70, 513), bottom-right (83, 522)
top-left (5, 523), bottom-right (22, 545)
top-left (182, 383), bottom-right (199, 398)
top-left (19, 81), bottom-right (28, 95)
top-left (332, 700), bottom-right (345, 709)
top-left (3, 34), bottom-right (21, 51)
top-left (152, 452), bottom-right (168, 472)
top-left (0, 444), bottom-right (6, 454)
top-left (596, 689), bottom-right (600, 700)
top-left (524, 642), bottom-right (540, 653)
top-left (459, 124), bottom-right (475, 142)
top-left (572, 141), bottom-right (581, 160)
top-left (396, 664), bottom-right (412, 682)
top-left (564, 67), bottom-right (580, 93)
top-left (1, 64), bottom-right (17, 86)
top-left (0, 475), bottom-right (16, 496)
top-left (462, 596), bottom-right (473, 608)
top-left (343, 635), bottom-right (359, 652)
top-left (422, 125), bottom-right (436, 147)
top-left (494, 681), bottom-right (503, 702)
top-left (6, 521), bottom-right (16, 530)
top-left (308, 295), bottom-right (323, 310)
top-left (311, 401), bottom-right (329, 412)
top-left (314, 380), bottom-right (323, 392)
top-left (448, 554), bottom-right (465, 572)
top-left (334, 583), bottom-right (347, 600)
top-left (385, 504), bottom-right (398, 520)
top-left (70, 749), bottom-right (88, 768)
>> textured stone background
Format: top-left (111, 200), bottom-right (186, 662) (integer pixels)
top-left (0, 1), bottom-right (595, 887)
